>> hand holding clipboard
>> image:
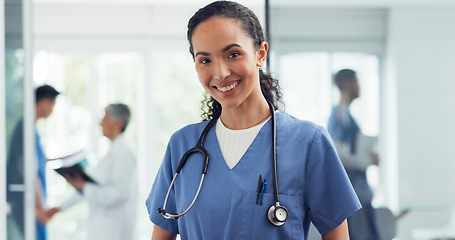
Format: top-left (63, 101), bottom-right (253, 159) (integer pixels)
top-left (48, 150), bottom-right (97, 191)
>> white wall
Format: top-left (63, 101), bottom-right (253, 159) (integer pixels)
top-left (386, 6), bottom-right (455, 240)
top-left (33, 3), bottom-right (264, 51)
top-left (270, 8), bottom-right (386, 54)
top-left (33, 5), bottom-right (192, 51)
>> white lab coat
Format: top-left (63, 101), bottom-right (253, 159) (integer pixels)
top-left (60, 134), bottom-right (138, 240)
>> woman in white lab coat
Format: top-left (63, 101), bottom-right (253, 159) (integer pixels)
top-left (48, 103), bottom-right (138, 240)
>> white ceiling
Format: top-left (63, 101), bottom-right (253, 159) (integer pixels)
top-left (273, 0), bottom-right (455, 7)
top-left (32, 0), bottom-right (455, 7)
top-left (31, 0), bottom-right (262, 7)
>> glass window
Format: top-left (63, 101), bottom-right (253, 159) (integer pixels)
top-left (278, 52), bottom-right (380, 136)
top-left (6, 48), bottom-right (26, 240)
top-left (5, 1), bottom-right (27, 237)
top-left (278, 52), bottom-right (383, 205)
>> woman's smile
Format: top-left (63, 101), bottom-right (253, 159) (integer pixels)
top-left (214, 80), bottom-right (240, 95)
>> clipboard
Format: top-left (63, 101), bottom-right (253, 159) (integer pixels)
top-left (48, 150), bottom-right (97, 184)
top-left (54, 163), bottom-right (96, 183)
top-left (337, 133), bottom-right (378, 171)
top-left (353, 133), bottom-right (378, 170)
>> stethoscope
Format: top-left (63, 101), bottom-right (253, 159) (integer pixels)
top-left (158, 101), bottom-right (288, 226)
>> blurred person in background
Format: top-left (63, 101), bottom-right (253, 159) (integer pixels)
top-left (328, 69), bottom-right (380, 240)
top-left (47, 103), bottom-right (138, 240)
top-left (7, 84), bottom-right (60, 240)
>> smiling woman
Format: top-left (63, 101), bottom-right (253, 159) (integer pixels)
top-left (145, 1), bottom-right (361, 240)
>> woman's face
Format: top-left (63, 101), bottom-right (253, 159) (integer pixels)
top-left (191, 16), bottom-right (268, 111)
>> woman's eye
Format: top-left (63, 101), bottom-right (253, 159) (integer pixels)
top-left (228, 53), bottom-right (239, 59)
top-left (200, 58), bottom-right (211, 64)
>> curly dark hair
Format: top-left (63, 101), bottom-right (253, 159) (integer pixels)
top-left (187, 1), bottom-right (283, 120)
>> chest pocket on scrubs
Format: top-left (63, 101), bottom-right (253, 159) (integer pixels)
top-left (242, 190), bottom-right (304, 240)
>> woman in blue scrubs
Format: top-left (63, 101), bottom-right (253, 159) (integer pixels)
top-left (146, 1), bottom-right (361, 239)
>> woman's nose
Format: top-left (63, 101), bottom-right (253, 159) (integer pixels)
top-left (213, 61), bottom-right (230, 80)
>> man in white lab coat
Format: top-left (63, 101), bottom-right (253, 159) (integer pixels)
top-left (48, 103), bottom-right (138, 240)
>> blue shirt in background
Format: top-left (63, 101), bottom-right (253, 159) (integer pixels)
top-left (35, 130), bottom-right (47, 240)
top-left (327, 105), bottom-right (360, 154)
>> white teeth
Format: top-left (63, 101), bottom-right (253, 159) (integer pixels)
top-left (218, 82), bottom-right (238, 92)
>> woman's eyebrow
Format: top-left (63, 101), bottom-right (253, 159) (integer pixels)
top-left (195, 44), bottom-right (242, 57)
top-left (222, 43), bottom-right (241, 52)
top-left (195, 51), bottom-right (209, 57)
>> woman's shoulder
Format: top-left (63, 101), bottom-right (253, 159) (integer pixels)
top-left (276, 111), bottom-right (333, 144)
top-left (168, 121), bottom-right (210, 143)
top-left (276, 111), bottom-right (322, 133)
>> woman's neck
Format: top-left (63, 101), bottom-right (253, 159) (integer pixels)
top-left (219, 98), bottom-right (270, 130)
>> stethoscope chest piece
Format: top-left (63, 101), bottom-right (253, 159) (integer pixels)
top-left (268, 204), bottom-right (288, 226)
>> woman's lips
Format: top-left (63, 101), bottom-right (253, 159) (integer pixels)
top-left (215, 81), bottom-right (239, 92)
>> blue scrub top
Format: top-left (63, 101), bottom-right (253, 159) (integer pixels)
top-left (36, 130), bottom-right (47, 198)
top-left (146, 112), bottom-right (360, 240)
top-left (327, 106), bottom-right (360, 154)
top-left (36, 130), bottom-right (47, 240)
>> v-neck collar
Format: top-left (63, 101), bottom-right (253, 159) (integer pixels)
top-left (215, 117), bottom-right (270, 170)
top-left (202, 116), bottom-right (274, 193)
top-left (217, 118), bottom-right (271, 171)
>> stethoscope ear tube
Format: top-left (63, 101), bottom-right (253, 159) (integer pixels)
top-left (176, 147), bottom-right (209, 174)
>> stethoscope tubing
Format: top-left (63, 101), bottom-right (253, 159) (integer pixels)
top-left (159, 101), bottom-right (284, 222)
top-left (161, 173), bottom-right (205, 219)
top-left (158, 116), bottom-right (217, 219)
top-left (268, 101), bottom-right (281, 205)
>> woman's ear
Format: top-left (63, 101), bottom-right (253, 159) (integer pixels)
top-left (256, 41), bottom-right (269, 67)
